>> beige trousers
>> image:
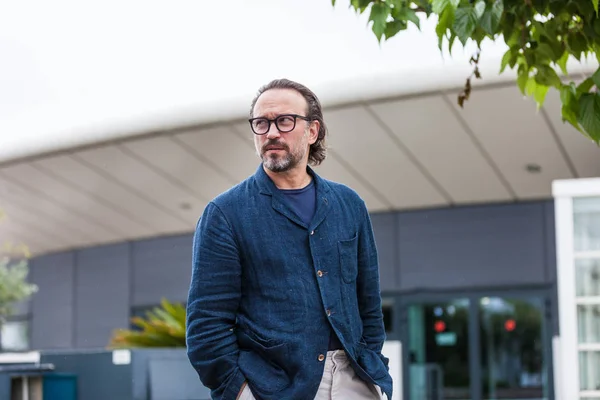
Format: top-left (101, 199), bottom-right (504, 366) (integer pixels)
top-left (238, 350), bottom-right (384, 400)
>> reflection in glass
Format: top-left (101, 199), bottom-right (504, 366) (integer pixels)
top-left (408, 299), bottom-right (470, 400)
top-left (577, 305), bottom-right (600, 344)
top-left (382, 298), bottom-right (393, 334)
top-left (576, 259), bottom-right (600, 297)
top-left (579, 351), bottom-right (600, 391)
top-left (574, 197), bottom-right (600, 252)
top-left (480, 297), bottom-right (547, 400)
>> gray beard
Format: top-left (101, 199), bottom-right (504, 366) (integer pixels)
top-left (259, 129), bottom-right (309, 173)
top-left (262, 150), bottom-right (297, 172)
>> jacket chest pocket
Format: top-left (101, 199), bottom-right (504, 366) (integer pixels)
top-left (337, 234), bottom-right (358, 283)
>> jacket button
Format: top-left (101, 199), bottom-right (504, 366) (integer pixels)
top-left (317, 270), bottom-right (323, 277)
top-left (318, 354), bottom-right (325, 362)
top-left (326, 309), bottom-right (331, 316)
top-left (310, 230), bottom-right (315, 235)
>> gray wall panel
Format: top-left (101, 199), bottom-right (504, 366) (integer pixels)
top-left (396, 202), bottom-right (549, 291)
top-left (30, 251), bottom-right (75, 349)
top-left (10, 299), bottom-right (30, 317)
top-left (544, 201), bottom-right (557, 283)
top-left (74, 243), bottom-right (130, 348)
top-left (370, 212), bottom-right (398, 291)
top-left (131, 234), bottom-right (193, 307)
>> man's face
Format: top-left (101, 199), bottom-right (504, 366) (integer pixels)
top-left (252, 89), bottom-right (318, 173)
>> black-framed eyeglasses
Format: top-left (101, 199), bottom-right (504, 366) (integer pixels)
top-left (248, 114), bottom-right (312, 135)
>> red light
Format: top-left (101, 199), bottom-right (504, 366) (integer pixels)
top-left (434, 320), bottom-right (446, 333)
top-left (505, 319), bottom-right (516, 332)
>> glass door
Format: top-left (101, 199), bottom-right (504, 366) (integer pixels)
top-left (479, 296), bottom-right (548, 400)
top-left (403, 292), bottom-right (552, 400)
top-left (406, 298), bottom-right (471, 400)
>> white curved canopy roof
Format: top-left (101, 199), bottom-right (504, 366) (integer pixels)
top-left (1, 0), bottom-right (599, 256)
top-left (0, 0), bottom-right (566, 163)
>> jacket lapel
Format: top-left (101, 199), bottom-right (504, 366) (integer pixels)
top-left (270, 195), bottom-right (306, 228)
top-left (308, 167), bottom-right (331, 231)
top-left (254, 164), bottom-right (307, 228)
top-left (253, 164), bottom-right (333, 229)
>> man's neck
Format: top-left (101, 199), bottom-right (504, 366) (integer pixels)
top-left (263, 164), bottom-right (312, 190)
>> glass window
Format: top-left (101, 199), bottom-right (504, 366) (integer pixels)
top-left (574, 197), bottom-right (600, 252)
top-left (579, 351), bottom-right (600, 392)
top-left (1, 320), bottom-right (29, 351)
top-left (577, 304), bottom-right (600, 344)
top-left (576, 259), bottom-right (600, 297)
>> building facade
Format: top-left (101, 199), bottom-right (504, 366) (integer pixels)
top-left (3, 197), bottom-right (561, 400)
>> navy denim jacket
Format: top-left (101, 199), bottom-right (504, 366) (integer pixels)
top-left (186, 165), bottom-right (393, 400)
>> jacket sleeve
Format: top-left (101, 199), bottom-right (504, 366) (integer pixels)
top-left (356, 200), bottom-right (389, 368)
top-left (186, 202), bottom-right (246, 400)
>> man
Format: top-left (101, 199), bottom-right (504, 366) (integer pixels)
top-left (186, 79), bottom-right (392, 400)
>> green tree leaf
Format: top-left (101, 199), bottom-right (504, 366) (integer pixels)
top-left (432, 0), bottom-right (459, 14)
top-left (556, 51), bottom-right (569, 75)
top-left (560, 84), bottom-right (577, 107)
top-left (479, 0), bottom-right (504, 35)
top-left (592, 67), bottom-right (600, 88)
top-left (536, 43), bottom-right (557, 62)
top-left (567, 32), bottom-right (589, 60)
top-left (534, 84), bottom-right (550, 107)
top-left (592, 0), bottom-right (599, 16)
top-left (432, 0), bottom-right (450, 14)
top-left (369, 2), bottom-right (390, 42)
top-left (500, 49), bottom-right (512, 73)
top-left (436, 8), bottom-right (455, 50)
top-left (474, 0), bottom-right (486, 19)
top-left (351, 0), bottom-right (372, 12)
top-left (535, 65), bottom-right (562, 87)
top-left (385, 20), bottom-right (408, 39)
top-left (526, 76), bottom-right (538, 97)
top-left (577, 93), bottom-right (600, 142)
top-left (562, 103), bottom-right (581, 131)
top-left (578, 77), bottom-right (595, 95)
top-left (453, 7), bottom-right (478, 45)
top-left (396, 7), bottom-right (420, 30)
top-left (517, 66), bottom-right (530, 95)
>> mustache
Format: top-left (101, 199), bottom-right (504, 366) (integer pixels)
top-left (262, 140), bottom-right (289, 152)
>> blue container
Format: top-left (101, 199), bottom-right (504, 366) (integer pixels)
top-left (43, 373), bottom-right (77, 400)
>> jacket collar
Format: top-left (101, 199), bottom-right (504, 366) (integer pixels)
top-left (254, 163), bottom-right (331, 229)
top-left (254, 163), bottom-right (330, 195)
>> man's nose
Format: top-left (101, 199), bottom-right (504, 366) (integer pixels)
top-left (266, 121), bottom-right (282, 139)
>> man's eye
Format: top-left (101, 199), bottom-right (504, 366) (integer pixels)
top-left (254, 120), bottom-right (267, 127)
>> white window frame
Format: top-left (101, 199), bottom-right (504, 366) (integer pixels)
top-left (553, 177), bottom-right (600, 400)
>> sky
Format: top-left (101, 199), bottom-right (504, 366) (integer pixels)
top-left (0, 0), bottom-right (513, 162)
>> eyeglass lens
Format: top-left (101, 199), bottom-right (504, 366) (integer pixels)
top-left (252, 115), bottom-right (296, 134)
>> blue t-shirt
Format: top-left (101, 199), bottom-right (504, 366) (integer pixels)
top-left (279, 179), bottom-right (316, 226)
top-left (280, 179), bottom-right (343, 351)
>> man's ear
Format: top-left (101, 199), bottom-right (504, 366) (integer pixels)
top-left (308, 120), bottom-right (320, 145)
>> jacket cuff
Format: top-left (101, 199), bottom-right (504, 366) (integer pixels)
top-left (223, 367), bottom-right (246, 400)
